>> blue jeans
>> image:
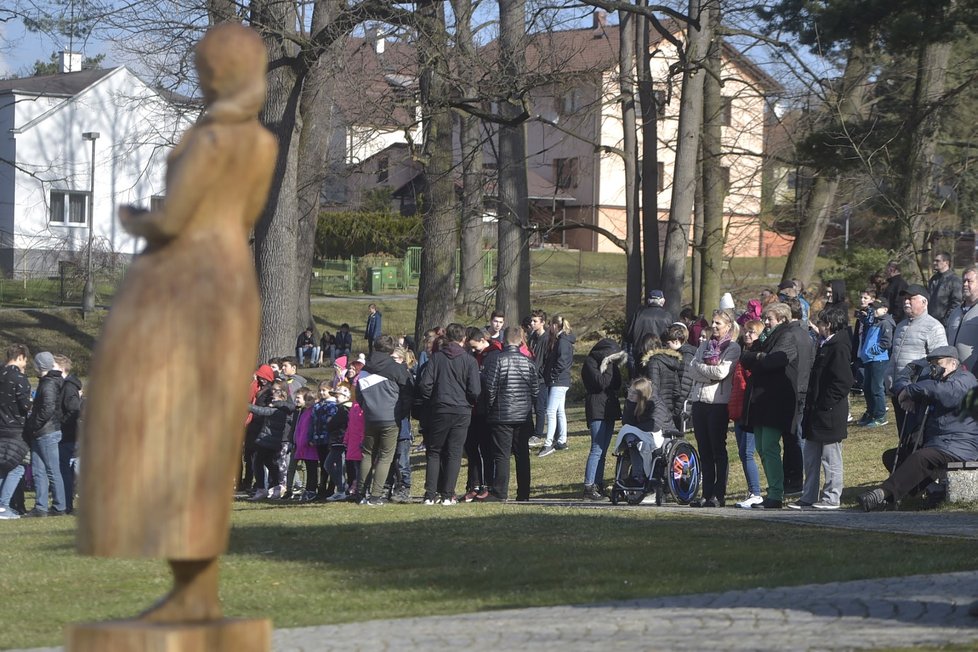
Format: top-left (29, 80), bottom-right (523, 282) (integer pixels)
top-left (296, 346), bottom-right (320, 367)
top-left (863, 360), bottom-right (887, 420)
top-left (30, 431), bottom-right (66, 512)
top-left (734, 424), bottom-right (761, 496)
top-left (59, 439), bottom-right (77, 512)
top-left (534, 381), bottom-right (548, 436)
top-left (584, 420), bottom-right (615, 486)
top-left (0, 464), bottom-right (25, 508)
top-left (544, 386), bottom-right (569, 447)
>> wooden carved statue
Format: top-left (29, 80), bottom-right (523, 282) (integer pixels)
top-left (72, 23), bottom-right (277, 649)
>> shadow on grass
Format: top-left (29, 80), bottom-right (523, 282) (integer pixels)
top-left (221, 507), bottom-right (978, 628)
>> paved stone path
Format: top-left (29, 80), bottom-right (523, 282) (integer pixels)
top-left (14, 506), bottom-right (978, 652)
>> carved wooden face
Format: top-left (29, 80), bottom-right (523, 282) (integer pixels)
top-left (195, 23), bottom-right (267, 116)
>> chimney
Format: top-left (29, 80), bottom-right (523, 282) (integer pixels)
top-left (593, 11), bottom-right (607, 31)
top-left (59, 52), bottom-right (83, 73)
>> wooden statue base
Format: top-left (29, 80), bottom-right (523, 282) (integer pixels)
top-left (66, 617), bottom-right (271, 652)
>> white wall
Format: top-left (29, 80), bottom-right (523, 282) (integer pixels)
top-left (9, 67), bottom-right (191, 274)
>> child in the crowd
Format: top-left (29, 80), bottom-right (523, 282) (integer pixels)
top-left (247, 382), bottom-right (294, 500)
top-left (330, 356), bottom-right (347, 390)
top-left (639, 331), bottom-right (684, 431)
top-left (729, 319), bottom-right (764, 509)
top-left (857, 300), bottom-right (894, 427)
top-left (622, 377), bottom-right (672, 434)
top-left (324, 383), bottom-right (352, 502)
top-left (343, 385), bottom-right (365, 501)
top-left (288, 387), bottom-right (318, 501)
top-left (311, 380), bottom-right (339, 497)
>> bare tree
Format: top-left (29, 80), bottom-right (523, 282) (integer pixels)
top-left (698, 0), bottom-right (722, 314)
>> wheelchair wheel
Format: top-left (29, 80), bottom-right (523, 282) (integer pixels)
top-left (665, 440), bottom-right (700, 505)
top-left (626, 491), bottom-right (644, 506)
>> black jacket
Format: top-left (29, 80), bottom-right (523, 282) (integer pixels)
top-left (417, 342), bottom-right (481, 415)
top-left (928, 269), bottom-right (963, 325)
top-left (528, 329), bottom-right (550, 380)
top-left (483, 344), bottom-right (538, 424)
top-left (0, 364), bottom-right (31, 439)
top-left (359, 351), bottom-right (415, 424)
top-left (642, 347), bottom-right (684, 421)
top-left (894, 365), bottom-right (978, 461)
top-left (545, 332), bottom-right (576, 388)
top-left (624, 305), bottom-right (674, 347)
top-left (582, 339), bottom-right (625, 423)
top-left (60, 374), bottom-right (83, 444)
top-left (741, 322), bottom-right (799, 433)
top-left (248, 399), bottom-right (295, 449)
top-left (25, 370), bottom-right (63, 439)
top-left (882, 274), bottom-right (909, 318)
top-left (0, 436), bottom-right (28, 474)
top-left (803, 334), bottom-right (853, 443)
top-left (622, 392), bottom-right (673, 433)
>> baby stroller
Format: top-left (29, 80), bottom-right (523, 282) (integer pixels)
top-left (608, 426), bottom-right (700, 506)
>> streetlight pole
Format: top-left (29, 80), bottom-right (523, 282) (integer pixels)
top-left (81, 131), bottom-right (99, 317)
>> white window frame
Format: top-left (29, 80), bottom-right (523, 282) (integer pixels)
top-left (49, 190), bottom-right (90, 227)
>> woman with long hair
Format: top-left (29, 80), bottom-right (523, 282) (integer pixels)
top-left (539, 315), bottom-right (576, 458)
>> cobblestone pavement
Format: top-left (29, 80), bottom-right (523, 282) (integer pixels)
top-left (15, 505), bottom-right (978, 652)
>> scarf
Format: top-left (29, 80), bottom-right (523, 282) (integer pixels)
top-left (703, 332), bottom-right (732, 365)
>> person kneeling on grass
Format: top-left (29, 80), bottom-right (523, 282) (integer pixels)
top-left (858, 346), bottom-right (978, 511)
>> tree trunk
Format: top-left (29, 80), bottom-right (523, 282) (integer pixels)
top-left (637, 6), bottom-right (661, 294)
top-left (782, 42), bottom-right (872, 286)
top-left (452, 0), bottom-right (486, 317)
top-left (254, 4), bottom-right (303, 362)
top-left (661, 0), bottom-right (709, 312)
top-left (699, 1), bottom-right (723, 315)
top-left (295, 1), bottom-right (343, 335)
top-left (619, 11), bottom-right (642, 324)
top-left (414, 0), bottom-right (458, 342)
top-left (693, 159), bottom-right (703, 313)
top-left (903, 39), bottom-right (953, 276)
top-left (495, 0), bottom-right (530, 321)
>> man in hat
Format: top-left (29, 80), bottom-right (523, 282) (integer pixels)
top-left (946, 265), bottom-right (978, 371)
top-left (624, 290), bottom-right (674, 373)
top-left (887, 284), bottom-right (947, 435)
top-left (859, 345), bottom-right (978, 511)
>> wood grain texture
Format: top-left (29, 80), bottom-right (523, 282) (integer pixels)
top-left (66, 617), bottom-right (271, 652)
top-left (76, 23), bottom-right (277, 561)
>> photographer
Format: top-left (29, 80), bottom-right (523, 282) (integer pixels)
top-left (858, 346), bottom-right (978, 511)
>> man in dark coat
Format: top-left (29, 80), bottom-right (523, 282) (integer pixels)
top-left (417, 323), bottom-right (481, 504)
top-left (365, 304), bottom-right (383, 354)
top-left (791, 307), bottom-right (852, 510)
top-left (859, 345), bottom-right (978, 511)
top-left (482, 327), bottom-right (538, 501)
top-left (740, 302), bottom-right (799, 509)
top-left (624, 290), bottom-right (673, 373)
top-left (881, 260), bottom-right (910, 319)
top-left (526, 310), bottom-right (550, 446)
top-left (927, 251), bottom-right (963, 326)
top-left (0, 344), bottom-right (31, 519)
top-left (783, 298), bottom-right (816, 495)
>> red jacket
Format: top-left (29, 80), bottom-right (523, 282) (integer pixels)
top-left (727, 360), bottom-right (749, 423)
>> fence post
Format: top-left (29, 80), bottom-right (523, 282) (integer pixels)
top-left (349, 256), bottom-right (354, 293)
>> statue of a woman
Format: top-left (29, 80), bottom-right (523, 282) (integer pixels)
top-left (77, 23), bottom-right (277, 623)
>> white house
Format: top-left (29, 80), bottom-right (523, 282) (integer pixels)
top-left (0, 62), bottom-right (194, 277)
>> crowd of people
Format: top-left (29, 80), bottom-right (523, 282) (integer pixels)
top-left (3, 254), bottom-right (978, 515)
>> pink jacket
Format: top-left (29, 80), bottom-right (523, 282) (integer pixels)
top-left (343, 402), bottom-right (365, 461)
top-left (292, 408), bottom-right (318, 461)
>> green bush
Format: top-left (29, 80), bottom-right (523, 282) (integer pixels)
top-left (820, 247), bottom-right (892, 302)
top-left (316, 210), bottom-right (423, 259)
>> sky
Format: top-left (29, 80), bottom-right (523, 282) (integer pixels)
top-left (0, 16), bottom-right (110, 78)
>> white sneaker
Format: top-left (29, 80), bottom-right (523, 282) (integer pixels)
top-left (326, 492), bottom-right (347, 502)
top-left (268, 485), bottom-right (284, 500)
top-left (736, 494), bottom-right (764, 509)
top-left (441, 496), bottom-right (458, 506)
top-left (0, 507), bottom-right (19, 520)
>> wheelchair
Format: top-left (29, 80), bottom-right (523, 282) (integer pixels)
top-left (608, 427), bottom-right (701, 506)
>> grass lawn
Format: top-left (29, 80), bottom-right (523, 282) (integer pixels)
top-left (4, 394), bottom-right (978, 649)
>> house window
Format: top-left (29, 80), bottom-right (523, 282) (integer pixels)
top-left (657, 162), bottom-right (665, 192)
top-left (50, 191), bottom-right (89, 226)
top-left (554, 157), bottom-right (579, 190)
top-left (556, 88), bottom-right (582, 117)
top-left (151, 195), bottom-right (165, 212)
top-left (720, 97), bottom-right (732, 127)
top-left (377, 156), bottom-right (389, 184)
